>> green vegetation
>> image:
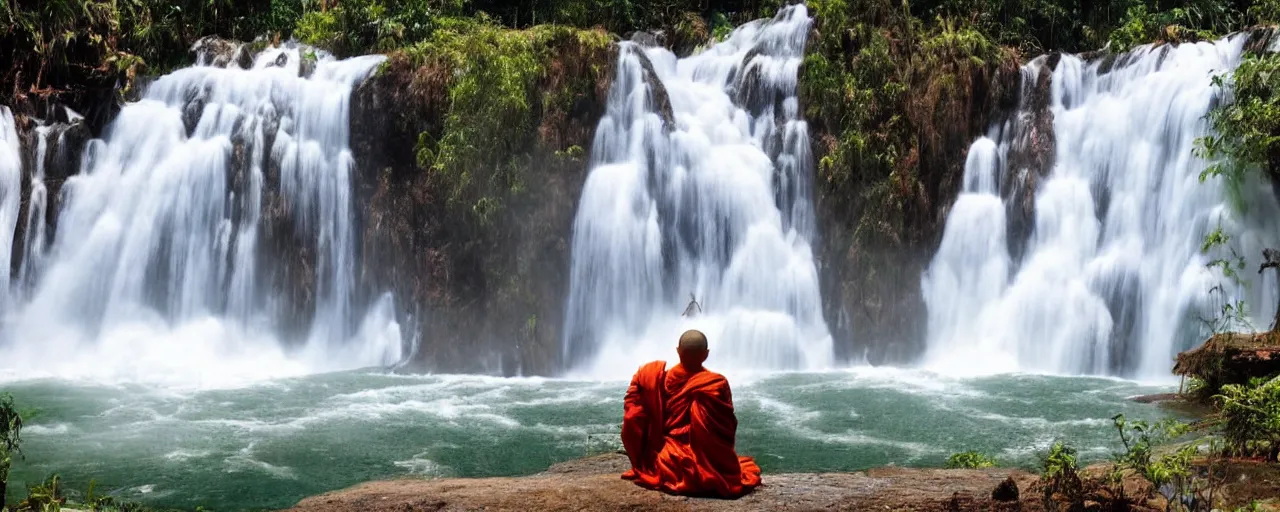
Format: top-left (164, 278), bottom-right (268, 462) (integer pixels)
top-left (408, 21), bottom-right (610, 228)
top-left (1111, 415), bottom-right (1201, 505)
top-left (1038, 440), bottom-right (1084, 508)
top-left (945, 450), bottom-right (996, 468)
top-left (6, 473), bottom-right (200, 512)
top-left (1, 394), bottom-right (22, 509)
top-left (1, 396), bottom-right (184, 512)
top-left (1197, 52), bottom-right (1280, 214)
top-left (1028, 372), bottom-right (1280, 509)
top-left (1214, 375), bottom-right (1280, 460)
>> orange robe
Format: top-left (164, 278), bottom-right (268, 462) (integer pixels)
top-left (620, 361), bottom-right (762, 498)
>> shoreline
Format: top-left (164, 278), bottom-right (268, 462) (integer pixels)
top-left (286, 452), bottom-right (1039, 511)
top-left (286, 451), bottom-right (1280, 512)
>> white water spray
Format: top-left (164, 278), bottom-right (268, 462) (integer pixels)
top-left (924, 36), bottom-right (1280, 379)
top-left (0, 45), bottom-right (402, 386)
top-left (562, 5), bottom-right (833, 376)
top-left (0, 107), bottom-right (21, 314)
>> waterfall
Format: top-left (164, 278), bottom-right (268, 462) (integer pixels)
top-left (561, 5), bottom-right (833, 375)
top-left (0, 45), bottom-right (403, 384)
top-left (923, 36), bottom-right (1280, 379)
top-left (0, 108), bottom-right (21, 314)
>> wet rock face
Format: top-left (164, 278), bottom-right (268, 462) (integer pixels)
top-left (628, 45), bottom-right (676, 132)
top-left (628, 30), bottom-right (668, 48)
top-left (809, 43), bottom-right (1025, 365)
top-left (1001, 54), bottom-right (1058, 264)
top-left (192, 35), bottom-right (253, 69)
top-left (350, 42), bottom-right (614, 375)
top-left (9, 112), bottom-right (92, 294)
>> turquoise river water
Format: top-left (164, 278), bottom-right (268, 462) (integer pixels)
top-left (0, 368), bottom-right (1179, 511)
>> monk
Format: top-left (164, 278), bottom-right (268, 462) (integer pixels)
top-left (620, 329), bottom-right (762, 498)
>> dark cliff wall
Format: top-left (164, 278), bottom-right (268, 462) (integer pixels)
top-left (348, 28), bottom-right (615, 375)
top-left (800, 0), bottom-right (1023, 365)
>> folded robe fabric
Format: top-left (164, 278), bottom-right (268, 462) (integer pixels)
top-left (620, 360), bottom-right (762, 498)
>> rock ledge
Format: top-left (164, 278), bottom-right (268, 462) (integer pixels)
top-left (287, 453), bottom-right (1037, 511)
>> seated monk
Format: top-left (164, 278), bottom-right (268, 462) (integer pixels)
top-left (620, 329), bottom-right (762, 498)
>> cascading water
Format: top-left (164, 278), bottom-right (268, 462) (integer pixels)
top-left (923, 36), bottom-right (1280, 379)
top-left (0, 107), bottom-right (21, 314)
top-left (0, 44), bottom-right (403, 385)
top-left (562, 5), bottom-right (833, 375)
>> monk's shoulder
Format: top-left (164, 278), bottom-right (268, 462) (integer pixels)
top-left (631, 360), bottom-right (667, 382)
top-left (692, 369), bottom-right (730, 389)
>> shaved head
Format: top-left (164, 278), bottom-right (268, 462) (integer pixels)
top-left (677, 330), bottom-right (709, 369)
top-left (679, 330), bottom-right (707, 352)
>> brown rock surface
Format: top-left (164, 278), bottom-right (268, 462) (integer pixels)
top-left (1174, 331), bottom-right (1280, 394)
top-left (287, 453), bottom-right (1041, 512)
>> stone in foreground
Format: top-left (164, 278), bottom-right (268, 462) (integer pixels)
top-left (287, 453), bottom-right (1036, 512)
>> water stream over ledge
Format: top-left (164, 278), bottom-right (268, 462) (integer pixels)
top-left (923, 34), bottom-right (1280, 380)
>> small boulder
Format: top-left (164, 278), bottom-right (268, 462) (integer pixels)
top-left (191, 35), bottom-right (240, 67)
top-left (992, 476), bottom-right (1019, 502)
top-left (628, 30), bottom-right (667, 48)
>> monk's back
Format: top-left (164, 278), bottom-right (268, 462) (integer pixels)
top-left (620, 330), bottom-right (761, 498)
top-left (662, 364), bottom-right (730, 434)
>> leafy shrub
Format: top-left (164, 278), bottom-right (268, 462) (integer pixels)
top-left (292, 0), bottom-right (447, 56)
top-left (945, 450), bottom-right (996, 468)
top-left (18, 473), bottom-right (64, 512)
top-left (1249, 0), bottom-right (1280, 24)
top-left (1107, 3), bottom-right (1225, 52)
top-left (1197, 52), bottom-right (1280, 215)
top-left (408, 21), bottom-right (610, 229)
top-left (1039, 441), bottom-right (1083, 510)
top-left (1, 393), bottom-right (23, 509)
top-left (1111, 414), bottom-right (1200, 505)
top-left (1214, 376), bottom-right (1280, 461)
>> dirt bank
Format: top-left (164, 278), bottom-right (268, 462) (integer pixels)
top-left (287, 453), bottom-right (1040, 511)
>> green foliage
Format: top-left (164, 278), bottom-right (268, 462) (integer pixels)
top-left (555, 145), bottom-right (585, 160)
top-left (1197, 53), bottom-right (1280, 215)
top-left (709, 12), bottom-right (735, 42)
top-left (914, 0), bottom-right (1247, 53)
top-left (1110, 414), bottom-right (1200, 504)
top-left (412, 20), bottom-right (542, 227)
top-left (803, 0), bottom-right (911, 213)
top-left (1108, 2), bottom-right (1232, 51)
top-left (18, 474), bottom-right (64, 512)
top-left (1248, 0), bottom-right (1280, 24)
top-left (1198, 226), bottom-right (1255, 335)
top-left (913, 0), bottom-right (1070, 52)
top-left (1, 393), bottom-right (23, 510)
top-left (5, 473), bottom-right (193, 512)
top-left (1185, 376), bottom-right (1213, 401)
top-left (1214, 375), bottom-right (1280, 461)
top-left (945, 450), bottom-right (996, 468)
top-left (1039, 441), bottom-right (1083, 508)
top-left (408, 22), bottom-right (610, 228)
top-left (920, 17), bottom-right (997, 68)
top-left (117, 0), bottom-right (305, 70)
top-left (293, 0), bottom-right (446, 56)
